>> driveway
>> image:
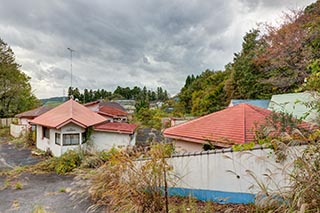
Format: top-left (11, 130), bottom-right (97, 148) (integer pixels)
top-left (0, 143), bottom-right (40, 170)
top-left (0, 173), bottom-right (91, 213)
top-left (0, 137), bottom-right (95, 212)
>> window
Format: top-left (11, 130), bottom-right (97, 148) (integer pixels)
top-left (82, 132), bottom-right (87, 144)
top-left (55, 133), bottom-right (61, 145)
top-left (43, 126), bottom-right (50, 139)
top-left (63, 134), bottom-right (80, 146)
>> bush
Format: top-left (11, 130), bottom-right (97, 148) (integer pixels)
top-left (35, 150), bottom-right (84, 174)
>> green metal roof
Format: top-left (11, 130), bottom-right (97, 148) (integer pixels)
top-left (268, 92), bottom-right (319, 123)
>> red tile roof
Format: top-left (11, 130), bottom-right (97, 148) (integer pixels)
top-left (31, 99), bottom-right (106, 129)
top-left (16, 106), bottom-right (54, 119)
top-left (164, 104), bottom-right (272, 147)
top-left (98, 106), bottom-right (128, 117)
top-left (94, 122), bottom-right (138, 134)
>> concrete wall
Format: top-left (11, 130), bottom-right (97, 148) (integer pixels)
top-left (91, 131), bottom-right (136, 151)
top-left (10, 124), bottom-right (28, 138)
top-left (166, 145), bottom-right (305, 204)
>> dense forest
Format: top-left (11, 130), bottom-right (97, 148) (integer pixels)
top-left (177, 1), bottom-right (320, 116)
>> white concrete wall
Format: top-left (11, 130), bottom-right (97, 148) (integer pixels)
top-left (166, 145), bottom-right (305, 203)
top-left (91, 131), bottom-right (135, 151)
top-left (10, 124), bottom-right (28, 138)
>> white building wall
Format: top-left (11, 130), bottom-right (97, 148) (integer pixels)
top-left (91, 131), bottom-right (134, 151)
top-left (86, 104), bottom-right (99, 112)
top-left (36, 123), bottom-right (86, 157)
top-left (19, 118), bottom-right (30, 126)
top-left (36, 125), bottom-right (51, 153)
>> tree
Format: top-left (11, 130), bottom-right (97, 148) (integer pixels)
top-left (0, 38), bottom-right (39, 117)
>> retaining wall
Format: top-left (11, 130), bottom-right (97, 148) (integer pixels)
top-left (167, 146), bottom-right (305, 204)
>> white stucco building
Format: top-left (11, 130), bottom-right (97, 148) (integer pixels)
top-left (31, 99), bottom-right (138, 157)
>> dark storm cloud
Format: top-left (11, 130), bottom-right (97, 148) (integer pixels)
top-left (0, 0), bottom-right (315, 98)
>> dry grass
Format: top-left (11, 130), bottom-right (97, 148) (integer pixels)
top-left (252, 130), bottom-right (320, 212)
top-left (72, 143), bottom-right (174, 212)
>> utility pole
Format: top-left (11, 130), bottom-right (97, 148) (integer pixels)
top-left (67, 47), bottom-right (75, 89)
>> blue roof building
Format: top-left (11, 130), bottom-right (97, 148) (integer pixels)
top-left (228, 99), bottom-right (270, 109)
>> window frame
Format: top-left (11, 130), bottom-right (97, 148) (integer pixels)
top-left (55, 133), bottom-right (61, 145)
top-left (42, 126), bottom-right (50, 139)
top-left (62, 133), bottom-right (80, 146)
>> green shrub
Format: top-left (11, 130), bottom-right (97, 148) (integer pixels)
top-left (34, 150), bottom-right (84, 174)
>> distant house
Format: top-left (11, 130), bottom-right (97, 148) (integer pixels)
top-left (84, 100), bottom-right (128, 122)
top-left (31, 99), bottom-right (138, 157)
top-left (97, 106), bottom-right (128, 122)
top-left (164, 104), bottom-right (273, 152)
top-left (113, 100), bottom-right (136, 114)
top-left (10, 106), bottom-right (54, 138)
top-left (228, 99), bottom-right (270, 109)
top-left (15, 105), bottom-right (54, 127)
top-left (268, 92), bottom-right (319, 123)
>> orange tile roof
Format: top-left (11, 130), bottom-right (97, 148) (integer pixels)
top-left (98, 106), bottom-right (128, 117)
top-left (16, 106), bottom-right (54, 118)
top-left (31, 99), bottom-right (107, 129)
top-left (164, 104), bottom-right (272, 147)
top-left (94, 122), bottom-right (138, 134)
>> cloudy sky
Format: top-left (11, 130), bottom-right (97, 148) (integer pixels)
top-left (0, 0), bottom-right (315, 98)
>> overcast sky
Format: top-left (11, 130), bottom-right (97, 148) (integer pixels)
top-left (0, 0), bottom-right (315, 98)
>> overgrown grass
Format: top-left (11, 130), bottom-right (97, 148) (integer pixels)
top-left (72, 143), bottom-right (174, 212)
top-left (251, 130), bottom-right (320, 212)
top-left (0, 127), bottom-right (9, 139)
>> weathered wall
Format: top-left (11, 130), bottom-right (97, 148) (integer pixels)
top-left (167, 146), bottom-right (305, 204)
top-left (10, 124), bottom-right (27, 138)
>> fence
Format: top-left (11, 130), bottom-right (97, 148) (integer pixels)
top-left (166, 145), bottom-right (305, 204)
top-left (0, 118), bottom-right (16, 128)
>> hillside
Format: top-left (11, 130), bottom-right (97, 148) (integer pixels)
top-left (40, 97), bottom-right (67, 106)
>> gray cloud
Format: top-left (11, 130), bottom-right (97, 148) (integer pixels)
top-left (0, 0), bottom-right (315, 98)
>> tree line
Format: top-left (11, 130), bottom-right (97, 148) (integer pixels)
top-left (68, 85), bottom-right (169, 104)
top-left (176, 1), bottom-right (320, 116)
